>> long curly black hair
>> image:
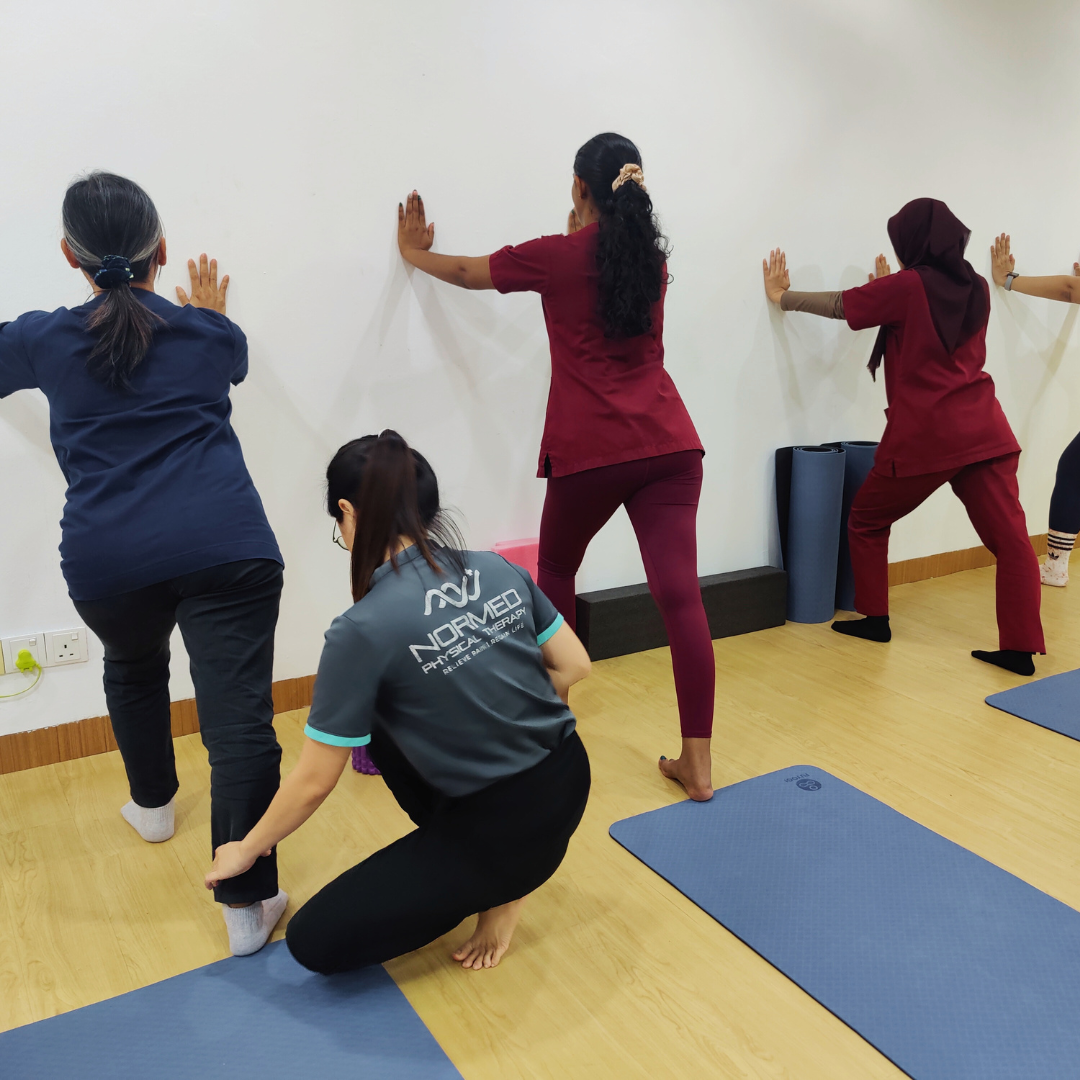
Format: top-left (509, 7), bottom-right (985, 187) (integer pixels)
top-left (573, 133), bottom-right (671, 339)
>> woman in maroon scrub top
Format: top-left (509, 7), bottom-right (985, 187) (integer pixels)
top-left (763, 198), bottom-right (1044, 676)
top-left (397, 132), bottom-right (715, 800)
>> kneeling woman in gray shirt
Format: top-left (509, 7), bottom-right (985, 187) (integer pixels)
top-left (206, 430), bottom-right (592, 972)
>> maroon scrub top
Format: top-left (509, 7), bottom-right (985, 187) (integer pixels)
top-left (842, 270), bottom-right (1019, 478)
top-left (489, 222), bottom-right (703, 478)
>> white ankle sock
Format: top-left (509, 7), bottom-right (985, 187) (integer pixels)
top-left (121, 797), bottom-right (175, 843)
top-left (222, 890), bottom-right (289, 957)
top-left (1043, 530), bottom-right (1076, 586)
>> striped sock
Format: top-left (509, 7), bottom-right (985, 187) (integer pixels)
top-left (1046, 530), bottom-right (1076, 561)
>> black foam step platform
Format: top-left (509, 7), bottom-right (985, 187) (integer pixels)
top-left (575, 565), bottom-right (787, 661)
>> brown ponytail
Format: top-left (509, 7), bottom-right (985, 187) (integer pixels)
top-left (326, 430), bottom-right (465, 602)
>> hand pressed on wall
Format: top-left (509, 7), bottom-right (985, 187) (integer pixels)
top-left (176, 253), bottom-right (230, 314)
top-left (868, 254), bottom-right (892, 282)
top-left (398, 191), bottom-right (435, 255)
top-left (762, 248), bottom-right (790, 304)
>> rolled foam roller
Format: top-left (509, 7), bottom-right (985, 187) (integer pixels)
top-left (783, 445), bottom-right (846, 623)
top-left (834, 441), bottom-right (879, 611)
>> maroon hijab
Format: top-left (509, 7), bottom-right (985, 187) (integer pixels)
top-left (867, 198), bottom-right (988, 378)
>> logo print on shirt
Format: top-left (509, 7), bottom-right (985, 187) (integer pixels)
top-left (424, 569), bottom-right (481, 616)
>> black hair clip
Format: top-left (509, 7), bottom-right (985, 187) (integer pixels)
top-left (94, 254), bottom-right (135, 289)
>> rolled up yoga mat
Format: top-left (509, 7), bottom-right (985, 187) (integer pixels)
top-left (831, 441), bottom-right (879, 611)
top-left (775, 445), bottom-right (846, 623)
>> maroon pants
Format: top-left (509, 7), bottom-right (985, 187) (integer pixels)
top-left (537, 450), bottom-right (715, 739)
top-left (848, 452), bottom-right (1045, 653)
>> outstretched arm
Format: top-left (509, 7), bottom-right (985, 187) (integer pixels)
top-left (762, 247), bottom-right (854, 319)
top-left (991, 233), bottom-right (1080, 304)
top-left (204, 738), bottom-right (351, 888)
top-left (397, 191), bottom-right (494, 290)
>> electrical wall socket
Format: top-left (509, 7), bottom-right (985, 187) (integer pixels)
top-left (1, 628), bottom-right (90, 673)
top-left (2, 634), bottom-right (45, 673)
top-left (44, 628), bottom-right (89, 666)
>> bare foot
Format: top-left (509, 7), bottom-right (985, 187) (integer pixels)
top-left (452, 897), bottom-right (527, 970)
top-left (659, 737), bottom-right (714, 801)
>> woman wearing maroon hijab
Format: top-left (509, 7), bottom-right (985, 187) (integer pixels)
top-left (396, 133), bottom-right (714, 800)
top-left (763, 198), bottom-right (1044, 676)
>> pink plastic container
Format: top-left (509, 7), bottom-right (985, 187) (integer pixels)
top-left (492, 538), bottom-right (540, 581)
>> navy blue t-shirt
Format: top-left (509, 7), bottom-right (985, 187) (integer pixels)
top-left (0, 289), bottom-right (281, 600)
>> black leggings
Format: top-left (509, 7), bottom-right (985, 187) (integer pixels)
top-left (286, 730), bottom-right (591, 975)
top-left (73, 559), bottom-right (283, 905)
top-left (1049, 431), bottom-right (1080, 534)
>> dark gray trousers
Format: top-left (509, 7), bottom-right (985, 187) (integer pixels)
top-left (74, 559), bottom-right (283, 904)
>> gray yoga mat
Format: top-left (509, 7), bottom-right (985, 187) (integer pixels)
top-left (776, 445), bottom-right (846, 622)
top-left (834, 440), bottom-right (878, 611)
top-left (0, 940), bottom-right (461, 1079)
top-left (610, 765), bottom-right (1080, 1079)
top-left (985, 668), bottom-right (1080, 742)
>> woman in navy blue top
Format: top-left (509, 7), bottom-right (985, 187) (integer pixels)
top-left (0, 173), bottom-right (285, 956)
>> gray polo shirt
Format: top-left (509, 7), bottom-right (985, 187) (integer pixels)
top-left (304, 545), bottom-right (575, 796)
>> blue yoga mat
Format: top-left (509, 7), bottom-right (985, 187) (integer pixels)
top-left (834, 440), bottom-right (878, 611)
top-left (0, 940), bottom-right (461, 1079)
top-left (986, 668), bottom-right (1080, 742)
top-left (777, 445), bottom-right (846, 623)
top-left (610, 766), bottom-right (1080, 1079)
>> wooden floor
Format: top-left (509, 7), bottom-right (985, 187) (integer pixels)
top-left (2, 564), bottom-right (1078, 1078)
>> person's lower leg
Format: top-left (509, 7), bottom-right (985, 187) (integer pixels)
top-left (1043, 530), bottom-right (1076, 585)
top-left (659, 608), bottom-right (715, 802)
top-left (838, 529), bottom-right (891, 637)
top-left (836, 516), bottom-right (892, 641)
top-left (628, 480), bottom-right (715, 802)
top-left (1044, 435), bottom-right (1080, 585)
top-left (953, 459), bottom-right (1045, 668)
top-left (103, 656), bottom-right (180, 840)
top-left (209, 777), bottom-right (281, 906)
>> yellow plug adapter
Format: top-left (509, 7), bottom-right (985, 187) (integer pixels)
top-left (15, 649), bottom-right (41, 674)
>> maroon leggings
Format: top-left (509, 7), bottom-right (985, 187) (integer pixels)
top-left (537, 450), bottom-right (715, 739)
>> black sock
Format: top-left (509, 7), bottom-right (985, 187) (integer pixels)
top-left (831, 615), bottom-right (891, 642)
top-left (971, 650), bottom-right (1035, 677)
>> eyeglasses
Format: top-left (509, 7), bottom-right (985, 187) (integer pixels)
top-left (332, 522), bottom-right (348, 550)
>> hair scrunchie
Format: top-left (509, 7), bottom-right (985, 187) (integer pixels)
top-left (94, 254), bottom-right (135, 289)
top-left (611, 163), bottom-right (647, 194)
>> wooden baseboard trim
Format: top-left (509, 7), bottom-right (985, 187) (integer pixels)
top-left (888, 533), bottom-right (1047, 587)
top-left (0, 673), bottom-right (317, 777)
top-left (0, 537), bottom-right (1050, 776)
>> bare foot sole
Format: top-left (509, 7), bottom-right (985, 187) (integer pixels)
top-left (659, 755), bottom-right (714, 802)
top-left (452, 897), bottom-right (527, 970)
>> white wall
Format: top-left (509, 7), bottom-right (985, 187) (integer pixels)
top-left (2, 0), bottom-right (1079, 734)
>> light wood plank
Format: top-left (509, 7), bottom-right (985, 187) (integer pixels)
top-left (0, 563), bottom-right (1077, 1078)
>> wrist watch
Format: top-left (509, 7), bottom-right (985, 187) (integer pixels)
top-left (1005, 272), bottom-right (1020, 291)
